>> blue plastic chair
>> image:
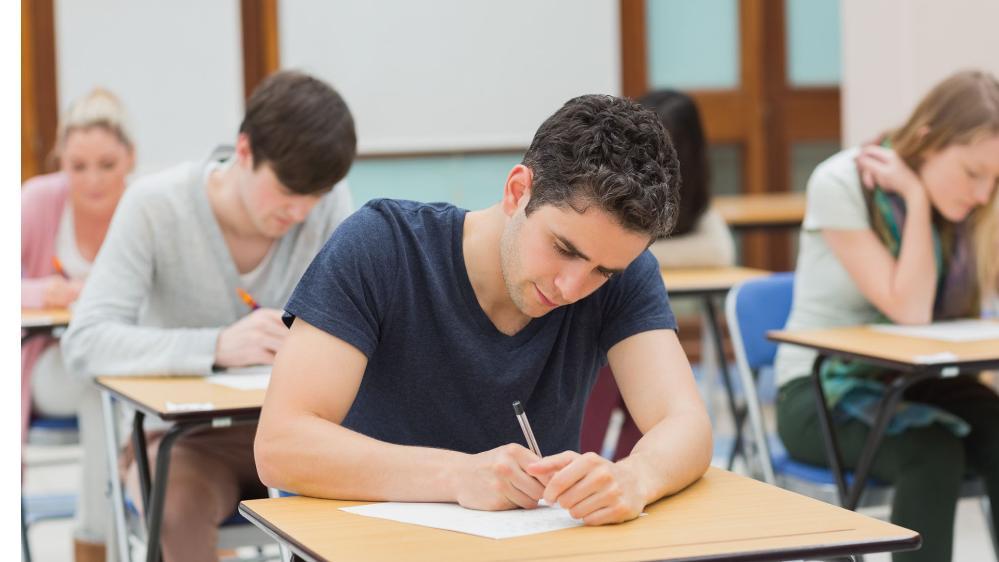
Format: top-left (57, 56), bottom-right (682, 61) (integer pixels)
top-left (22, 415), bottom-right (80, 562)
top-left (724, 273), bottom-right (893, 506)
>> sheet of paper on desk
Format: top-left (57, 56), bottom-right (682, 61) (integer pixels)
top-left (340, 502), bottom-right (586, 539)
top-left (870, 320), bottom-right (999, 342)
top-left (205, 367), bottom-right (271, 390)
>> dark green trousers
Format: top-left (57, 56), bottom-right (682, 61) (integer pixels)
top-left (777, 375), bottom-right (999, 562)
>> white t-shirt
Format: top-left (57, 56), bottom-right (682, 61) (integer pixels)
top-left (774, 147), bottom-right (884, 387)
top-left (647, 208), bottom-right (736, 268)
top-left (55, 201), bottom-right (93, 279)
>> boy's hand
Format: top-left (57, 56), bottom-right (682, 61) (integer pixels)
top-left (452, 444), bottom-right (545, 511)
top-left (215, 308), bottom-right (288, 367)
top-left (527, 451), bottom-right (646, 525)
top-left (43, 276), bottom-right (84, 308)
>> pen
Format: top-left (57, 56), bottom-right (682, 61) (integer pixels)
top-left (512, 400), bottom-right (542, 458)
top-left (236, 287), bottom-right (260, 311)
top-left (52, 256), bottom-right (69, 279)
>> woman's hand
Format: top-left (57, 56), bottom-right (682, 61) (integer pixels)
top-left (855, 145), bottom-right (926, 202)
top-left (43, 276), bottom-right (84, 308)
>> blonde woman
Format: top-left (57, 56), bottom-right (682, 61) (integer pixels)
top-left (21, 88), bottom-right (134, 562)
top-left (775, 70), bottom-right (999, 562)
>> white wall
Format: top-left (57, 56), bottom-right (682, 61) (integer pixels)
top-left (279, 0), bottom-right (620, 154)
top-left (841, 0), bottom-right (999, 147)
top-left (55, 0), bottom-right (244, 176)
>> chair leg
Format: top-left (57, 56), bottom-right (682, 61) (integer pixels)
top-left (982, 495), bottom-right (998, 561)
top-left (21, 497), bottom-right (32, 562)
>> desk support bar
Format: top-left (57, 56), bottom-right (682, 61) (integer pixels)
top-left (102, 391), bottom-right (132, 562)
top-left (702, 297), bottom-right (744, 469)
top-left (811, 354), bottom-right (938, 510)
top-left (132, 412), bottom-right (151, 513)
top-left (846, 370), bottom-right (935, 509)
top-left (810, 355), bottom-right (849, 504)
top-left (140, 416), bottom-right (260, 562)
top-left (144, 422), bottom-right (202, 562)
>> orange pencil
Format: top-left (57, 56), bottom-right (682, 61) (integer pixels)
top-left (236, 288), bottom-right (260, 311)
top-left (52, 256), bottom-right (69, 279)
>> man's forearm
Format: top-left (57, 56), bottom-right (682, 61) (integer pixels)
top-left (617, 410), bottom-right (713, 505)
top-left (255, 412), bottom-right (466, 502)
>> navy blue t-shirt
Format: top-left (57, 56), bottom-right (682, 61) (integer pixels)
top-left (284, 199), bottom-right (676, 455)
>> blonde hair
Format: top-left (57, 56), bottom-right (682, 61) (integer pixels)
top-left (888, 70), bottom-right (999, 308)
top-left (54, 88), bottom-right (134, 162)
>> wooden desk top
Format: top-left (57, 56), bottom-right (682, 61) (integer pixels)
top-left (713, 192), bottom-right (806, 229)
top-left (661, 267), bottom-right (770, 296)
top-left (769, 324), bottom-right (999, 372)
top-left (239, 467), bottom-right (918, 562)
top-left (96, 376), bottom-right (266, 422)
top-left (21, 308), bottom-right (72, 329)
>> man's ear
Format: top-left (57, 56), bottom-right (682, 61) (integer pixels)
top-left (501, 164), bottom-right (533, 217)
top-left (235, 133), bottom-right (254, 169)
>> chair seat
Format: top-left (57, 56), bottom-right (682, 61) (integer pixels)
top-left (767, 435), bottom-right (886, 487)
top-left (22, 493), bottom-right (76, 526)
top-left (29, 416), bottom-right (79, 430)
top-left (27, 415), bottom-right (80, 446)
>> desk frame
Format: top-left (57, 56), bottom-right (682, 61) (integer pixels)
top-left (770, 330), bottom-right (999, 511)
top-left (663, 267), bottom-right (770, 470)
top-left (98, 381), bottom-right (262, 562)
top-left (238, 467), bottom-right (919, 562)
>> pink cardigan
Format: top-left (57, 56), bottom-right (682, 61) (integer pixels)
top-left (21, 172), bottom-right (70, 442)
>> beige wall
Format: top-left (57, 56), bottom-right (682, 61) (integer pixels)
top-left (841, 0), bottom-right (999, 147)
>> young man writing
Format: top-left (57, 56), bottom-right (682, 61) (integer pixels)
top-left (255, 95), bottom-right (712, 523)
top-left (62, 70), bottom-right (356, 561)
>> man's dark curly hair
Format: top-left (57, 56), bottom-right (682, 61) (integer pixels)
top-left (522, 94), bottom-right (680, 239)
top-left (240, 70), bottom-right (356, 195)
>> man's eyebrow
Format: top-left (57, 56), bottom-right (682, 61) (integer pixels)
top-left (554, 234), bottom-right (626, 275)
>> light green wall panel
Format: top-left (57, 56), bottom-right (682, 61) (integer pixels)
top-left (646, 0), bottom-right (740, 90)
top-left (346, 153), bottom-right (523, 210)
top-left (785, 0), bottom-right (841, 86)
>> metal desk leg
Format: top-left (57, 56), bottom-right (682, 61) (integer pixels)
top-left (702, 297), bottom-right (743, 469)
top-left (102, 391), bottom-right (132, 562)
top-left (143, 423), bottom-right (201, 562)
top-left (811, 355), bottom-right (935, 510)
top-left (846, 370), bottom-right (935, 510)
top-left (21, 496), bottom-right (31, 562)
top-left (810, 354), bottom-right (849, 505)
top-left (132, 413), bottom-right (151, 512)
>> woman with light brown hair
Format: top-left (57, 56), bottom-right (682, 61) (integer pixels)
top-left (21, 87), bottom-right (135, 562)
top-left (774, 69), bottom-right (999, 562)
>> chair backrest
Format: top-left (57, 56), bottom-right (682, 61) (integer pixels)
top-left (725, 272), bottom-right (794, 484)
top-left (727, 272), bottom-right (794, 371)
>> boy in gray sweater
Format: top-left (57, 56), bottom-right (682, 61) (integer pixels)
top-left (62, 70), bottom-right (356, 562)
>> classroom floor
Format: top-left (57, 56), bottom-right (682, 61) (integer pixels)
top-left (22, 374), bottom-right (996, 562)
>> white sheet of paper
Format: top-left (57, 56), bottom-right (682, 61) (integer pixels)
top-left (205, 368), bottom-right (271, 390)
top-left (340, 502), bottom-right (585, 539)
top-left (870, 320), bottom-right (999, 342)
top-left (165, 401), bottom-right (214, 412)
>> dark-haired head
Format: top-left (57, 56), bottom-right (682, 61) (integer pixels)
top-left (638, 89), bottom-right (710, 237)
top-left (239, 70), bottom-right (357, 195)
top-left (521, 94), bottom-right (680, 241)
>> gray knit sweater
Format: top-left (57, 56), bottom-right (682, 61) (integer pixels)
top-left (62, 156), bottom-right (353, 378)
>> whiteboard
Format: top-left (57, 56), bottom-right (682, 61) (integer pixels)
top-left (55, 0), bottom-right (244, 176)
top-left (279, 0), bottom-right (621, 154)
